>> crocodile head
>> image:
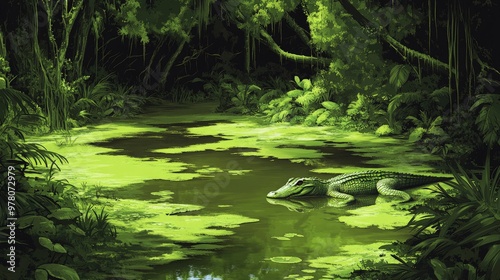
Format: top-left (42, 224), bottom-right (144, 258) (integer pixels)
top-left (267, 177), bottom-right (327, 198)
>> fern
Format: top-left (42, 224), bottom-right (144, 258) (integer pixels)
top-left (429, 87), bottom-right (450, 105)
top-left (295, 93), bottom-right (315, 106)
top-left (304, 108), bottom-right (326, 126)
top-left (347, 93), bottom-right (368, 117)
top-left (278, 109), bottom-right (290, 121)
top-left (271, 113), bottom-right (280, 123)
top-left (278, 96), bottom-right (293, 108)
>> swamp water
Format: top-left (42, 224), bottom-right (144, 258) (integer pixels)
top-left (29, 103), bottom-right (446, 280)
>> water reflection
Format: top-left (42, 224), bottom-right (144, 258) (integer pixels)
top-left (266, 196), bottom-right (377, 212)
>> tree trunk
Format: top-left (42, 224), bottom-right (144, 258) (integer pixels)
top-left (245, 30), bottom-right (250, 74)
top-left (37, 0), bottom-right (84, 130)
top-left (73, 0), bottom-right (96, 79)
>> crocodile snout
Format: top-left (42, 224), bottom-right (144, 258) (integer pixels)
top-left (267, 191), bottom-right (278, 198)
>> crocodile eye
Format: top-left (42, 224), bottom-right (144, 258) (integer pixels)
top-left (295, 179), bottom-right (303, 186)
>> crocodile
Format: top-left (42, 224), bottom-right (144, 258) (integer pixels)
top-left (267, 170), bottom-right (451, 204)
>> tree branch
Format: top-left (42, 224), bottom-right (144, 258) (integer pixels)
top-left (283, 13), bottom-right (311, 47)
top-left (259, 28), bottom-right (330, 65)
top-left (337, 0), bottom-right (451, 72)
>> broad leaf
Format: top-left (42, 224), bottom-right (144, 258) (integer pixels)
top-left (321, 101), bottom-right (340, 111)
top-left (389, 64), bottom-right (411, 89)
top-left (36, 264), bottom-right (80, 280)
top-left (409, 127), bottom-right (426, 142)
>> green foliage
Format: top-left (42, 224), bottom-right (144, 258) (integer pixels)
top-left (55, 131), bottom-right (79, 146)
top-left (229, 0), bottom-right (300, 34)
top-left (299, 0), bottom-right (418, 112)
top-left (112, 0), bottom-right (208, 41)
top-left (0, 31), bottom-right (10, 81)
top-left (378, 85), bottom-right (449, 138)
top-left (429, 259), bottom-right (482, 280)
top-left (169, 86), bottom-right (205, 103)
top-left (204, 73), bottom-right (262, 113)
top-left (226, 83), bottom-right (261, 114)
top-left (303, 101), bottom-right (341, 126)
top-left (346, 93), bottom-right (380, 129)
top-left (107, 84), bottom-right (147, 117)
top-left (385, 159), bottom-right (500, 280)
top-left (470, 94), bottom-right (500, 147)
top-left (375, 110), bottom-right (400, 135)
top-left (389, 64), bottom-right (412, 90)
top-left (0, 83), bottom-right (118, 279)
top-left (115, 0), bottom-right (150, 43)
top-left (72, 77), bottom-right (147, 124)
top-left (387, 91), bottom-right (424, 120)
top-left (0, 88), bottom-right (44, 139)
top-left (35, 263), bottom-right (80, 280)
top-left (264, 76), bottom-right (314, 123)
top-left (375, 124), bottom-right (395, 136)
top-left (77, 205), bottom-right (116, 241)
top-left (262, 76), bottom-right (345, 126)
top-left (406, 111), bottom-right (447, 142)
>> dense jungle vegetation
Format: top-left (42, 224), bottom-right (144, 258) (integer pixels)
top-left (1, 0), bottom-right (499, 279)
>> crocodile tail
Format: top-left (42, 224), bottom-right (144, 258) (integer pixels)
top-left (414, 174), bottom-right (452, 186)
top-left (391, 173), bottom-right (452, 189)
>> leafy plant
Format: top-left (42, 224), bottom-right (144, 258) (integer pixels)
top-left (389, 64), bottom-right (412, 90)
top-left (258, 76), bottom-right (291, 107)
top-left (168, 86), bottom-right (189, 103)
top-left (104, 84), bottom-right (146, 117)
top-left (376, 86), bottom-right (449, 136)
top-left (385, 158), bottom-right (500, 280)
top-left (35, 263), bottom-right (80, 280)
top-left (346, 93), bottom-right (380, 129)
top-left (77, 205), bottom-right (116, 241)
top-left (55, 131), bottom-right (78, 146)
top-left (226, 83), bottom-right (261, 114)
top-left (73, 76), bottom-right (114, 121)
top-left (406, 111), bottom-right (447, 142)
top-left (304, 101), bottom-right (342, 126)
top-left (264, 76), bottom-right (314, 123)
top-left (470, 94), bottom-right (500, 148)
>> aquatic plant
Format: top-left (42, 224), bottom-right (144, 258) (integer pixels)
top-left (77, 204), bottom-right (117, 241)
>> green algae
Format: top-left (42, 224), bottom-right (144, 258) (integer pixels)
top-left (285, 275), bottom-right (314, 280)
top-left (338, 202), bottom-right (414, 230)
top-left (308, 242), bottom-right (400, 278)
top-left (270, 256), bottom-right (302, 263)
top-left (272, 232), bottom-right (305, 241)
top-left (272, 236), bottom-right (291, 241)
top-left (284, 233), bottom-right (304, 238)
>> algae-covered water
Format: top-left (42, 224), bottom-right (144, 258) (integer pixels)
top-left (29, 103), bottom-right (447, 279)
